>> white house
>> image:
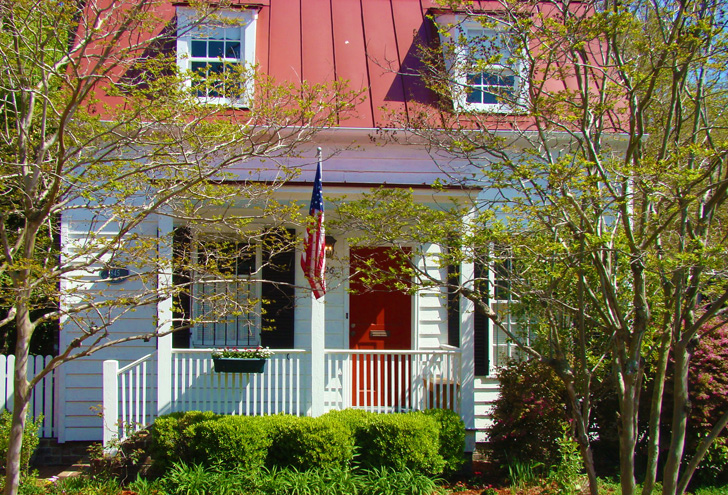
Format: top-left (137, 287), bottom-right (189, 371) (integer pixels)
top-left (46, 0), bottom-right (556, 452)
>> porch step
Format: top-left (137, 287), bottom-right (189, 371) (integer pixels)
top-left (32, 439), bottom-right (93, 467)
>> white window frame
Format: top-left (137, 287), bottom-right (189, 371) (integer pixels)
top-left (191, 241), bottom-right (262, 349)
top-left (177, 7), bottom-right (257, 108)
top-left (437, 15), bottom-right (528, 114)
top-left (484, 245), bottom-right (530, 374)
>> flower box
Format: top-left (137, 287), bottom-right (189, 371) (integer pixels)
top-left (212, 357), bottom-right (267, 373)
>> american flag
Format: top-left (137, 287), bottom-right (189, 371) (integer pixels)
top-left (301, 151), bottom-right (326, 299)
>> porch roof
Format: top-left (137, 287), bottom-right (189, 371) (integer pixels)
top-left (227, 159), bottom-right (474, 188)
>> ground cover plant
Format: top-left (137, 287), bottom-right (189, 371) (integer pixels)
top-left (19, 466), bottom-right (728, 495)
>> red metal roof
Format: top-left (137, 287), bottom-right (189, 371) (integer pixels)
top-left (259, 0), bottom-right (439, 128)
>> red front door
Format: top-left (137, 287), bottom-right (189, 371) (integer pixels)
top-left (349, 247), bottom-right (411, 408)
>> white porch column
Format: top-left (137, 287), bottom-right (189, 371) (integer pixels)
top-left (156, 215), bottom-right (174, 416)
top-left (310, 294), bottom-right (325, 416)
top-left (102, 360), bottom-right (119, 446)
top-left (460, 259), bottom-right (476, 452)
top-left (460, 211), bottom-right (477, 452)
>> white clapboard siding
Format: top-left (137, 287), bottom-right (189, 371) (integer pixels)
top-left (60, 209), bottom-right (162, 441)
top-left (415, 244), bottom-right (449, 349)
top-left (474, 376), bottom-right (500, 442)
top-left (0, 355), bottom-right (56, 438)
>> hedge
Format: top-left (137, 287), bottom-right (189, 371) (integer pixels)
top-left (149, 408), bottom-right (464, 476)
top-left (356, 412), bottom-right (445, 475)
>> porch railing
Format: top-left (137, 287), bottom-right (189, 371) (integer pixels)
top-left (169, 349), bottom-right (308, 416)
top-left (104, 347), bottom-right (462, 445)
top-left (323, 349), bottom-right (461, 414)
top-left (103, 351), bottom-right (158, 445)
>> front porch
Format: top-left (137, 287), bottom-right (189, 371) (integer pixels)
top-left (102, 346), bottom-right (462, 445)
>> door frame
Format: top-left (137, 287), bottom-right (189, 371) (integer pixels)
top-left (344, 242), bottom-right (417, 351)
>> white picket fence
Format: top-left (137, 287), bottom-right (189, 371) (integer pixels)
top-left (0, 355), bottom-right (56, 438)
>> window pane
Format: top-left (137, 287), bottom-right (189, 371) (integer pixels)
top-left (226, 41), bottom-right (241, 59)
top-left (466, 88), bottom-right (482, 104)
top-left (190, 61), bottom-right (206, 96)
top-left (208, 62), bottom-right (223, 97)
top-left (466, 73), bottom-right (481, 85)
top-left (482, 91), bottom-right (499, 104)
top-left (195, 278), bottom-right (258, 347)
top-left (482, 73), bottom-right (501, 86)
top-left (494, 257), bottom-right (512, 300)
top-left (209, 41), bottom-right (225, 58)
top-left (483, 73), bottom-right (515, 88)
top-left (190, 61), bottom-right (207, 74)
top-left (191, 40), bottom-right (207, 58)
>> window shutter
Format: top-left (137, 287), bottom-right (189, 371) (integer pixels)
top-left (473, 260), bottom-right (489, 375)
top-left (261, 229), bottom-right (295, 349)
top-left (447, 263), bottom-right (460, 347)
top-left (172, 226), bottom-right (192, 349)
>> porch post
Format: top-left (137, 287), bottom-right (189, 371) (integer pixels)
top-left (157, 214), bottom-right (174, 416)
top-left (102, 360), bottom-right (119, 447)
top-left (460, 254), bottom-right (476, 453)
top-left (310, 294), bottom-right (325, 416)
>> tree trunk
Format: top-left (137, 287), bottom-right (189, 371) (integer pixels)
top-left (575, 426), bottom-right (599, 495)
top-left (3, 306), bottom-right (32, 495)
top-left (663, 342), bottom-right (691, 495)
top-left (3, 390), bottom-right (29, 495)
top-left (642, 327), bottom-right (672, 495)
top-left (559, 369), bottom-right (599, 495)
top-left (677, 409), bottom-right (728, 495)
top-left (570, 394), bottom-right (599, 495)
top-left (618, 374), bottom-right (639, 495)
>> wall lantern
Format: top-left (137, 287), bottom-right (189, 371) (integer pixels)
top-left (325, 235), bottom-right (337, 258)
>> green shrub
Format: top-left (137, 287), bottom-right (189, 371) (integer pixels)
top-left (694, 486), bottom-right (728, 495)
top-left (126, 476), bottom-right (168, 495)
top-left (321, 408), bottom-right (371, 434)
top-left (265, 415), bottom-right (354, 470)
top-left (357, 412), bottom-right (445, 475)
top-left (0, 410), bottom-right (41, 475)
top-left (487, 359), bottom-right (567, 469)
top-left (548, 422), bottom-right (584, 495)
top-left (148, 409), bottom-right (457, 479)
top-left (423, 408), bottom-right (465, 475)
top-left (149, 410), bottom-right (219, 470)
top-left (186, 415), bottom-right (272, 471)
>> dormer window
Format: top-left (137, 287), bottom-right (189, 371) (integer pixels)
top-left (177, 8), bottom-right (257, 107)
top-left (437, 16), bottom-right (528, 114)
